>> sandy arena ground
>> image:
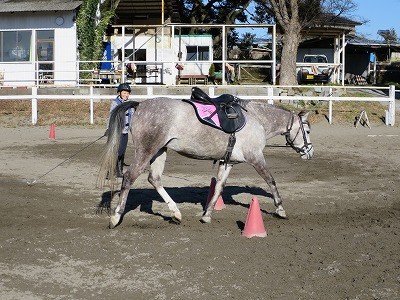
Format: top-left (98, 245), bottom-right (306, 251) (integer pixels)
top-left (0, 120), bottom-right (399, 299)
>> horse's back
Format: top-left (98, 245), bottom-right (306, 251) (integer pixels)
top-left (130, 98), bottom-right (235, 159)
top-left (132, 97), bottom-right (192, 128)
top-left (131, 97), bottom-right (206, 138)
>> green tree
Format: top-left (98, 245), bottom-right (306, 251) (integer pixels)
top-left (238, 32), bottom-right (256, 60)
top-left (76, 0), bottom-right (118, 70)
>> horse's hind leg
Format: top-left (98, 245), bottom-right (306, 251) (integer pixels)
top-left (148, 148), bottom-right (182, 223)
top-left (201, 162), bottom-right (232, 223)
top-left (109, 158), bottom-right (148, 228)
top-left (249, 155), bottom-right (287, 218)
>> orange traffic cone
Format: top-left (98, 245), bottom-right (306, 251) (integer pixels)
top-left (214, 195), bottom-right (226, 211)
top-left (49, 123), bottom-right (55, 139)
top-left (242, 196), bottom-right (267, 238)
top-left (206, 177), bottom-right (225, 210)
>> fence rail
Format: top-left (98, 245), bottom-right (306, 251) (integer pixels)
top-left (0, 85), bottom-right (396, 126)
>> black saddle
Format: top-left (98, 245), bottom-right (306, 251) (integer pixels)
top-left (188, 87), bottom-right (247, 133)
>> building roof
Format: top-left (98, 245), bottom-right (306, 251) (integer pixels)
top-left (301, 13), bottom-right (362, 38)
top-left (300, 35), bottom-right (400, 55)
top-left (114, 0), bottom-right (180, 25)
top-left (0, 0), bottom-right (82, 13)
top-left (347, 35), bottom-right (400, 47)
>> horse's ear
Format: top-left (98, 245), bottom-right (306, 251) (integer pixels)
top-left (298, 110), bottom-right (310, 120)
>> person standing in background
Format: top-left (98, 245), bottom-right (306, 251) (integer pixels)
top-left (106, 83), bottom-right (133, 178)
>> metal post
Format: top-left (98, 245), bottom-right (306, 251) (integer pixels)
top-left (121, 25), bottom-right (126, 83)
top-left (161, 0), bottom-right (164, 24)
top-left (222, 25), bottom-right (226, 85)
top-left (90, 86), bottom-right (94, 124)
top-left (341, 33), bottom-right (346, 86)
top-left (388, 85), bottom-right (396, 126)
top-left (272, 25), bottom-right (276, 85)
top-left (334, 36), bottom-right (339, 84)
top-left (373, 53), bottom-right (377, 85)
top-left (31, 86), bottom-right (38, 125)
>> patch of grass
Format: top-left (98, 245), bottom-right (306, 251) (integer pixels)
top-left (278, 100), bottom-right (396, 126)
top-left (0, 100), bottom-right (110, 127)
top-left (0, 98), bottom-right (397, 127)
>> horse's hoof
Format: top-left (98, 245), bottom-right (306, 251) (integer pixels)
top-left (275, 207), bottom-right (287, 219)
top-left (109, 214), bottom-right (121, 229)
top-left (201, 216), bottom-right (211, 223)
top-left (171, 211), bottom-right (182, 224)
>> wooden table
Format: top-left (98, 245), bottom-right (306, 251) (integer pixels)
top-left (176, 74), bottom-right (208, 85)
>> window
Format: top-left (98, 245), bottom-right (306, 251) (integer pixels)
top-left (186, 46), bottom-right (209, 61)
top-left (304, 55), bottom-right (327, 63)
top-left (36, 30), bottom-right (54, 62)
top-left (0, 31), bottom-right (32, 62)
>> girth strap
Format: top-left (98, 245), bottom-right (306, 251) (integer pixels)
top-left (222, 133), bottom-right (236, 165)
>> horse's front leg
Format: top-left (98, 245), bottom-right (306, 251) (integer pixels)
top-left (201, 162), bottom-right (232, 223)
top-left (148, 148), bottom-right (182, 223)
top-left (250, 156), bottom-right (287, 219)
top-left (109, 161), bottom-right (147, 228)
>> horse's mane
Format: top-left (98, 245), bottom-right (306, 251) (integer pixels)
top-left (275, 105), bottom-right (291, 112)
top-left (247, 100), bottom-right (289, 111)
top-left (236, 97), bottom-right (251, 108)
top-left (249, 101), bottom-right (307, 116)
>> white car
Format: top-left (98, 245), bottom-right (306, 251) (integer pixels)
top-left (298, 54), bottom-right (330, 84)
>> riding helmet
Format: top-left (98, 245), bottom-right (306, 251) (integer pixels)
top-left (117, 83), bottom-right (131, 93)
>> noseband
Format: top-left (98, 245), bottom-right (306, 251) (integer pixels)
top-left (284, 113), bottom-right (312, 155)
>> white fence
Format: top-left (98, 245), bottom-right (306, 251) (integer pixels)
top-left (0, 85), bottom-right (397, 126)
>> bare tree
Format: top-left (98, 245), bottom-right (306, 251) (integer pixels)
top-left (254, 0), bottom-right (358, 85)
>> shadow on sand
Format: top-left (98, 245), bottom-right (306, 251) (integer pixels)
top-left (97, 185), bottom-right (278, 225)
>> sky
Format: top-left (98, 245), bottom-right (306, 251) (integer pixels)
top-left (238, 0), bottom-right (400, 41)
top-left (353, 0), bottom-right (400, 40)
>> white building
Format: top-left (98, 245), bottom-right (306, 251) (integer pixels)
top-left (0, 0), bottom-right (81, 86)
top-left (109, 26), bottom-right (213, 85)
top-left (0, 0), bottom-right (213, 87)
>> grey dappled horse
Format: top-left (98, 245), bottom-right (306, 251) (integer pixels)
top-left (98, 97), bottom-right (313, 228)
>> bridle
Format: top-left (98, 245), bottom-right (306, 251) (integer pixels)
top-left (284, 112), bottom-right (313, 156)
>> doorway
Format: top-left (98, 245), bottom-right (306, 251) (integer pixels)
top-left (36, 30), bottom-right (54, 83)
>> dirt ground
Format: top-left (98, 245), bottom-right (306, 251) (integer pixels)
top-left (0, 119), bottom-right (399, 299)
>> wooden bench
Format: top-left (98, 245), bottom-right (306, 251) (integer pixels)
top-left (176, 74), bottom-right (208, 85)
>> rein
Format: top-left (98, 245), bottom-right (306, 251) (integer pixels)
top-left (284, 112), bottom-right (312, 155)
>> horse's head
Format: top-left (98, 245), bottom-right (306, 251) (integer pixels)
top-left (284, 111), bottom-right (314, 159)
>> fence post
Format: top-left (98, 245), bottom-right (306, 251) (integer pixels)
top-left (388, 85), bottom-right (395, 126)
top-left (31, 86), bottom-right (38, 125)
top-left (328, 87), bottom-right (333, 124)
top-left (267, 86), bottom-right (274, 105)
top-left (147, 86), bottom-right (153, 97)
top-left (208, 86), bottom-right (215, 97)
top-left (90, 86), bottom-right (94, 124)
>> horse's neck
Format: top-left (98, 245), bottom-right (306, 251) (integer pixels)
top-left (251, 103), bottom-right (291, 139)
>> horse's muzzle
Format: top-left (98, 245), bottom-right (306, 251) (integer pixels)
top-left (300, 144), bottom-right (314, 160)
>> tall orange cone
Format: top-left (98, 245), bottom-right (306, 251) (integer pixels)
top-left (206, 177), bottom-right (225, 210)
top-left (242, 196), bottom-right (267, 238)
top-left (49, 123), bottom-right (56, 139)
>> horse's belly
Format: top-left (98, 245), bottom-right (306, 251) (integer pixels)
top-left (167, 138), bottom-right (226, 161)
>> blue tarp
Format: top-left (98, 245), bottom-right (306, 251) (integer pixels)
top-left (100, 42), bottom-right (111, 70)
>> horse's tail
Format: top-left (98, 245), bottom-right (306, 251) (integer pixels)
top-left (97, 100), bottom-right (140, 188)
